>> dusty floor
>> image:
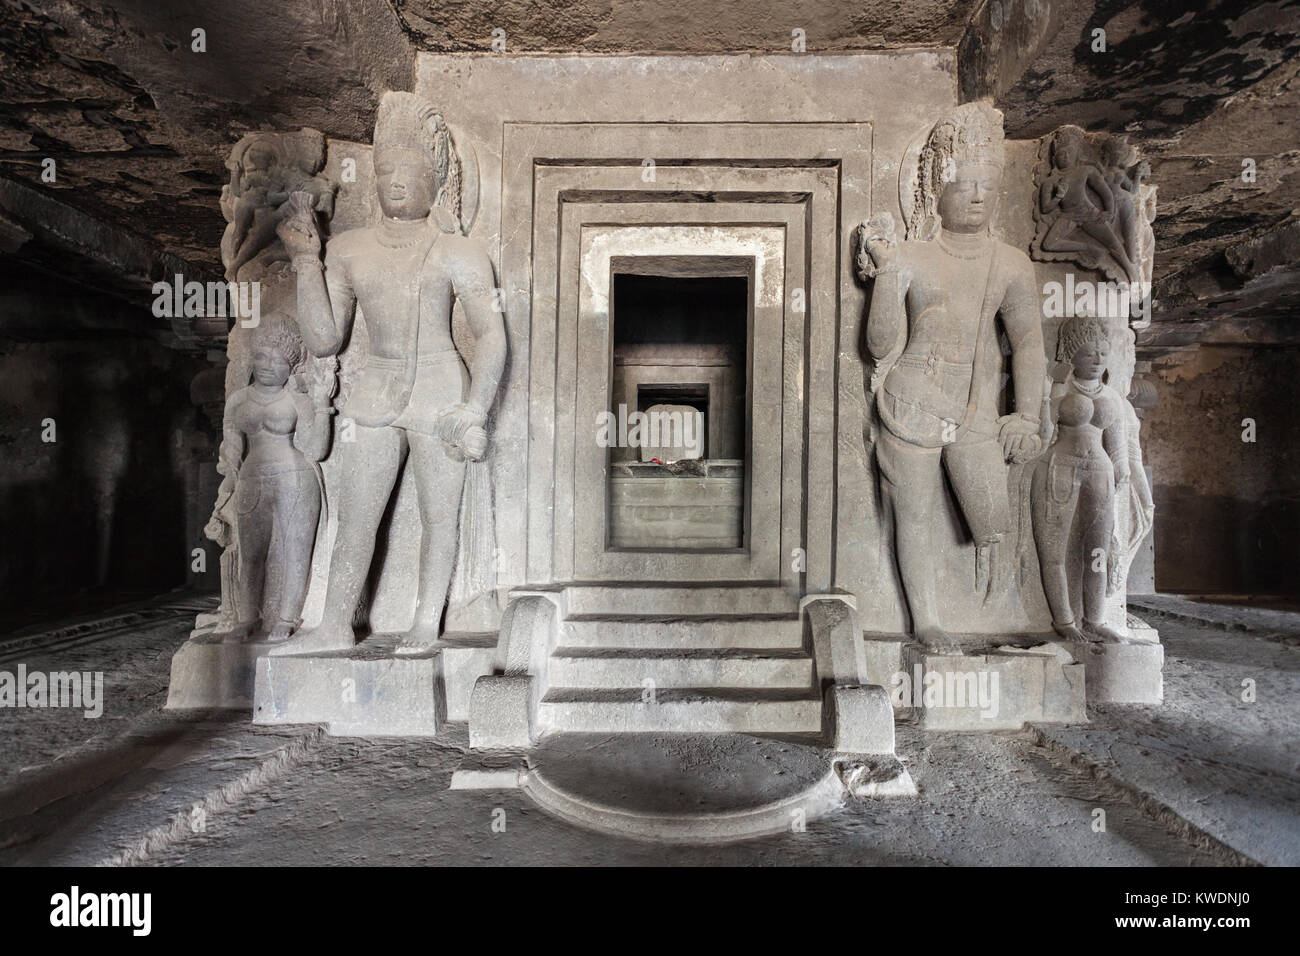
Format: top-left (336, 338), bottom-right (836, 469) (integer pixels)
top-left (0, 593), bottom-right (1295, 866)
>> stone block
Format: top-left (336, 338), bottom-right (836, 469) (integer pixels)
top-left (861, 634), bottom-right (905, 691)
top-left (898, 641), bottom-right (1086, 730)
top-left (823, 684), bottom-right (895, 754)
top-left (165, 633), bottom-right (269, 710)
top-left (468, 674), bottom-right (535, 749)
top-left (637, 404), bottom-right (704, 462)
top-left (440, 637), bottom-right (498, 722)
top-left (1081, 639), bottom-right (1164, 704)
top-left (253, 647), bottom-right (444, 737)
top-left (801, 595), bottom-right (868, 687)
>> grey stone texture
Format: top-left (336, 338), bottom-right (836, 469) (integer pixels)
top-left (5, 595), bottom-right (1284, 865)
top-left (170, 52), bottom-right (1169, 764)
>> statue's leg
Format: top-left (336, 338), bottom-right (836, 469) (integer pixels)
top-left (1030, 463), bottom-right (1085, 642)
top-left (395, 431), bottom-right (467, 654)
top-left (1042, 217), bottom-right (1093, 255)
top-left (265, 467), bottom-right (322, 643)
top-left (1081, 220), bottom-right (1139, 282)
top-left (274, 424), bottom-right (404, 655)
top-left (945, 436), bottom-right (1012, 546)
top-left (945, 436), bottom-right (1013, 603)
top-left (1079, 469), bottom-right (1124, 643)
top-left (225, 476), bottom-right (270, 642)
top-left (876, 427), bottom-right (955, 651)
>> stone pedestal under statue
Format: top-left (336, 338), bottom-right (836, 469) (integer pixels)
top-left (252, 634), bottom-right (495, 736)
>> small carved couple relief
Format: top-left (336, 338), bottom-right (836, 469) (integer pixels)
top-left (1032, 125), bottom-right (1155, 293)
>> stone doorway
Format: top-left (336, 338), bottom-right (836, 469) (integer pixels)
top-left (608, 266), bottom-right (749, 551)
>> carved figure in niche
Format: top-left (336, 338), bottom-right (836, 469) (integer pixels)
top-left (221, 130), bottom-right (336, 283)
top-left (1028, 316), bottom-right (1129, 643)
top-left (1035, 126), bottom-right (1140, 286)
top-left (1101, 136), bottom-right (1142, 278)
top-left (1105, 327), bottom-right (1154, 594)
top-left (275, 91), bottom-right (507, 656)
top-left (1132, 160), bottom-right (1157, 291)
top-left (210, 320), bottom-right (331, 642)
top-left (855, 101), bottom-right (1045, 654)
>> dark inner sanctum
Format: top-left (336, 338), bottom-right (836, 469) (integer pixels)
top-left (609, 270), bottom-right (749, 550)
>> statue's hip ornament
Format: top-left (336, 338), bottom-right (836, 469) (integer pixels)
top-left (345, 347), bottom-right (468, 432)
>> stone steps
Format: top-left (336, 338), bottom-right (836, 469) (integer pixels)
top-left (558, 614), bottom-right (803, 649)
top-left (561, 584), bottom-right (799, 618)
top-left (538, 688), bottom-right (822, 734)
top-left (538, 585), bottom-right (818, 736)
top-left (548, 647), bottom-right (813, 689)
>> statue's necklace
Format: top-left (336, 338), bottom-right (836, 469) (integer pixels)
top-left (937, 232), bottom-right (990, 261)
top-left (1073, 377), bottom-right (1104, 397)
top-left (378, 217), bottom-right (430, 249)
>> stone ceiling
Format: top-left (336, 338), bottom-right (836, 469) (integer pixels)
top-left (0, 0), bottom-right (1297, 350)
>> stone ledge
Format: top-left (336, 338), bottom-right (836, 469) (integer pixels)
top-left (870, 639), bottom-right (1088, 730)
top-left (165, 631), bottom-right (271, 711)
top-left (1080, 639), bottom-right (1164, 704)
top-left (252, 633), bottom-right (496, 737)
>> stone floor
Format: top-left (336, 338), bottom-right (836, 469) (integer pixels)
top-left (0, 592), bottom-right (1296, 866)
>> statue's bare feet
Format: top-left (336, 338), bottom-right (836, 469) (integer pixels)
top-left (218, 621), bottom-right (255, 644)
top-left (393, 621), bottom-right (442, 657)
top-left (917, 627), bottom-right (963, 656)
top-left (1082, 620), bottom-right (1126, 644)
top-left (265, 621), bottom-right (294, 643)
top-left (1052, 621), bottom-right (1089, 644)
top-left (268, 621), bottom-right (355, 656)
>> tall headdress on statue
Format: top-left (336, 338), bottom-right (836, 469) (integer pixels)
top-left (908, 100), bottom-right (1005, 241)
top-left (374, 91), bottom-right (464, 233)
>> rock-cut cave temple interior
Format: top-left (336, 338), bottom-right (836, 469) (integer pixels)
top-left (0, 0), bottom-right (1297, 881)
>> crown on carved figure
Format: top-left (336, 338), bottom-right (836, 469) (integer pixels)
top-left (374, 91), bottom-right (462, 225)
top-left (909, 100), bottom-right (1006, 239)
top-left (933, 101), bottom-right (1005, 168)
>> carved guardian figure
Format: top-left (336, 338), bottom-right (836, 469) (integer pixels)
top-left (211, 320), bottom-right (330, 642)
top-left (274, 91), bottom-right (507, 656)
top-left (856, 101), bottom-right (1045, 653)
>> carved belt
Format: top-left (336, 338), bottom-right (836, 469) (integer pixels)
top-left (894, 353), bottom-right (973, 375)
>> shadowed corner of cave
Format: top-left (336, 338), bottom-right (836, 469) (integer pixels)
top-left (0, 0), bottom-right (1296, 876)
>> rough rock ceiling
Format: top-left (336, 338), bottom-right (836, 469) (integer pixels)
top-left (0, 0), bottom-right (412, 280)
top-left (990, 0), bottom-right (1300, 350)
top-left (0, 0), bottom-right (1297, 349)
top-left (388, 0), bottom-right (975, 51)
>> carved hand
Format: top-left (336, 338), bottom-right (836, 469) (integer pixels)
top-left (854, 213), bottom-right (898, 280)
top-left (203, 513), bottom-right (230, 548)
top-left (997, 413), bottom-right (1042, 463)
top-left (439, 403), bottom-right (489, 462)
top-left (304, 357), bottom-right (337, 409)
top-left (275, 191), bottom-right (321, 259)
